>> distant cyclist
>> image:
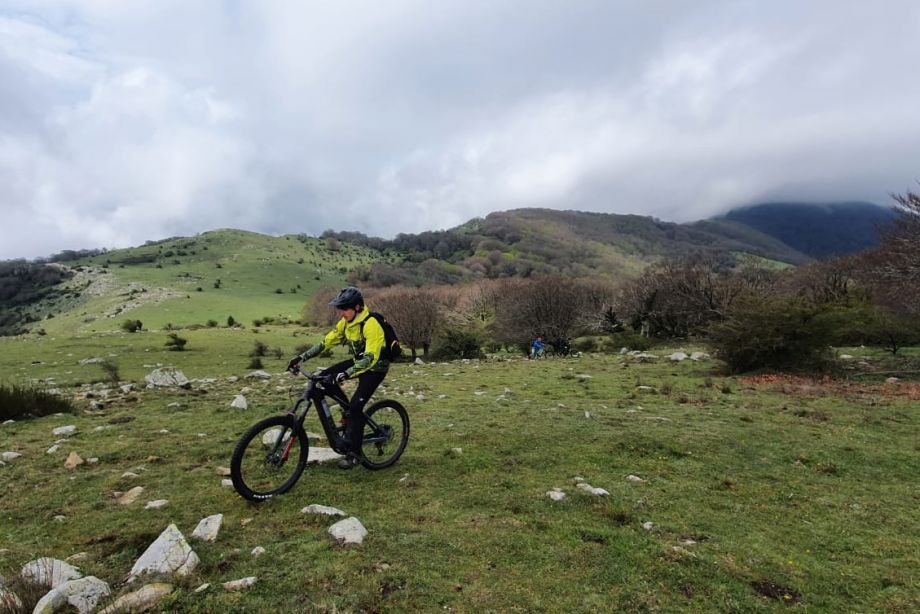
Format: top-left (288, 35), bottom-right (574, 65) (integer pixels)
top-left (287, 287), bottom-right (389, 469)
top-left (530, 335), bottom-right (546, 359)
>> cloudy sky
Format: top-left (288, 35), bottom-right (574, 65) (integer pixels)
top-left (2, 1), bottom-right (920, 259)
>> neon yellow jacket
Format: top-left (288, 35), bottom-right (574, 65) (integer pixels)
top-left (302, 307), bottom-right (388, 376)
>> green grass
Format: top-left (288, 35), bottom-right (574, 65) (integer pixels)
top-left (1, 332), bottom-right (917, 612)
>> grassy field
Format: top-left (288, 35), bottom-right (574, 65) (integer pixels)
top-left (1, 330), bottom-right (917, 612)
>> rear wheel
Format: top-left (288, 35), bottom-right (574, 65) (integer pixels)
top-left (360, 400), bottom-right (410, 469)
top-left (230, 415), bottom-right (309, 501)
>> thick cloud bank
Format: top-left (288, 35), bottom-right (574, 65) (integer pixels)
top-left (2, 1), bottom-right (919, 258)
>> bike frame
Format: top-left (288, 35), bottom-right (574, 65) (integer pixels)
top-left (284, 371), bottom-right (391, 458)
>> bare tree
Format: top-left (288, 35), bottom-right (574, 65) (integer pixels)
top-left (372, 287), bottom-right (442, 359)
top-left (302, 287), bottom-right (339, 326)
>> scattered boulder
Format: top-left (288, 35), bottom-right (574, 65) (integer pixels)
top-left (33, 576), bottom-right (110, 614)
top-left (21, 558), bottom-right (83, 588)
top-left (301, 504), bottom-right (346, 517)
top-left (1, 420), bottom-right (14, 427)
top-left (214, 467), bottom-right (231, 477)
top-left (221, 479), bottom-right (233, 488)
top-left (46, 445), bottom-right (60, 454)
top-left (642, 521), bottom-right (655, 531)
top-left (245, 370), bottom-right (272, 380)
top-left (97, 583), bottom-right (173, 614)
top-left (230, 395), bottom-right (248, 410)
top-left (128, 524), bottom-right (199, 581)
top-left (668, 352), bottom-right (689, 362)
top-left (223, 577), bottom-right (257, 591)
top-left (329, 517), bottom-right (367, 545)
top-left (52, 425), bottom-right (77, 436)
top-left (690, 351), bottom-right (710, 361)
top-left (262, 427), bottom-right (290, 447)
top-left (414, 357), bottom-right (424, 365)
top-left (886, 377), bottom-right (900, 384)
top-left (117, 487), bottom-right (144, 506)
top-left (546, 488), bottom-right (566, 501)
top-left (576, 482), bottom-right (609, 496)
top-left (191, 514), bottom-right (223, 542)
top-left (625, 474), bottom-right (646, 483)
top-left (64, 452), bottom-right (85, 470)
top-left (307, 447), bottom-right (344, 464)
top-left (145, 500), bottom-right (169, 510)
top-left (1, 452), bottom-right (22, 461)
top-left (144, 368), bottom-right (190, 389)
top-left (449, 448), bottom-right (463, 456)
top-left (251, 547), bottom-right (266, 557)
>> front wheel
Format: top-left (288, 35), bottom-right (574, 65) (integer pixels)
top-left (230, 414), bottom-right (309, 501)
top-left (360, 400), bottom-right (410, 470)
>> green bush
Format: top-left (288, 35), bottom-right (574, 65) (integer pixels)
top-left (707, 298), bottom-right (850, 373)
top-left (206, 319), bottom-right (218, 328)
top-left (227, 315), bottom-right (236, 327)
top-left (603, 332), bottom-right (653, 352)
top-left (100, 360), bottom-right (120, 385)
top-left (0, 383), bottom-right (77, 420)
top-left (250, 340), bottom-right (269, 357)
top-left (430, 328), bottom-right (485, 360)
top-left (165, 333), bottom-right (188, 351)
top-left (570, 337), bottom-right (598, 353)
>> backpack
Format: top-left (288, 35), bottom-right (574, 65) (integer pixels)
top-left (360, 312), bottom-right (402, 360)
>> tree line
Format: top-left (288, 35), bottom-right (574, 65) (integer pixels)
top-left (304, 190), bottom-right (920, 371)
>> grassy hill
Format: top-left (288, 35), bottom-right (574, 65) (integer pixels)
top-left (14, 230), bottom-right (386, 336)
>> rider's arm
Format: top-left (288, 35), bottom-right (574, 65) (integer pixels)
top-left (301, 320), bottom-right (347, 360)
top-left (346, 316), bottom-right (385, 377)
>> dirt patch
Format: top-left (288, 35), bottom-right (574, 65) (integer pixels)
top-left (741, 374), bottom-right (920, 401)
top-left (751, 579), bottom-right (801, 604)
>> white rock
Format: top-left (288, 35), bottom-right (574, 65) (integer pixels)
top-left (166, 402), bottom-right (182, 409)
top-left (214, 466), bottom-right (231, 476)
top-left (191, 514), bottom-right (223, 542)
top-left (245, 370), bottom-right (272, 380)
top-left (145, 500), bottom-right (169, 510)
top-left (221, 479), bottom-right (233, 488)
top-left (307, 447), bottom-right (344, 464)
top-left (415, 393), bottom-right (425, 401)
top-left (54, 515), bottom-right (66, 522)
top-left (251, 546), bottom-right (266, 557)
top-left (262, 427), bottom-right (291, 447)
top-left (129, 524), bottom-right (199, 580)
top-left (79, 357), bottom-right (104, 365)
top-left (626, 474), bottom-right (646, 482)
top-left (1, 452), bottom-right (21, 461)
top-left (46, 445), bottom-right (60, 454)
top-left (689, 352), bottom-right (710, 361)
top-left (64, 452), bottom-right (84, 470)
top-left (227, 376), bottom-right (239, 383)
top-left (886, 377), bottom-right (900, 384)
top-left (576, 483), bottom-right (610, 497)
top-left (230, 395), bottom-right (248, 409)
top-left (450, 448), bottom-right (463, 456)
top-left (1, 420), bottom-right (14, 426)
top-left (240, 387), bottom-right (253, 395)
top-left (223, 577), bottom-right (257, 591)
top-left (301, 504), bottom-right (346, 517)
top-left (33, 576), bottom-right (110, 614)
top-left (194, 583), bottom-right (210, 593)
top-left (414, 357), bottom-right (425, 365)
top-left (65, 553), bottom-right (89, 563)
top-left (144, 368), bottom-right (190, 389)
top-left (636, 385), bottom-right (655, 392)
top-left (584, 411), bottom-right (592, 419)
top-left (21, 558), bottom-right (83, 587)
top-left (668, 352), bottom-right (689, 362)
top-left (575, 374), bottom-right (592, 380)
top-left (546, 489), bottom-right (566, 501)
top-left (52, 425), bottom-right (77, 436)
top-left (97, 582), bottom-right (173, 614)
top-left (328, 517), bottom-right (368, 545)
top-left (121, 472), bottom-right (139, 479)
top-left (642, 521), bottom-right (655, 531)
top-left (119, 384), bottom-right (135, 393)
top-left (839, 354), bottom-right (853, 360)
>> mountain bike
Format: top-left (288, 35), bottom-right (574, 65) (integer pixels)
top-left (230, 369), bottom-right (410, 501)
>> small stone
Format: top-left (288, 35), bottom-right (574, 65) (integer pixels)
top-left (157, 429), bottom-right (170, 434)
top-left (97, 583), bottom-right (173, 614)
top-left (214, 466), bottom-right (231, 476)
top-left (223, 577), bottom-right (257, 591)
top-left (626, 474), bottom-right (645, 483)
top-left (54, 515), bottom-right (67, 522)
top-left (191, 514), bottom-right (223, 542)
top-left (328, 517), bottom-right (368, 545)
top-left (117, 487), bottom-right (144, 505)
top-left (546, 489), bottom-right (566, 501)
top-left (64, 452), bottom-right (85, 470)
top-left (52, 425), bottom-right (77, 436)
top-left (1, 419), bottom-right (14, 426)
top-left (240, 518), bottom-right (253, 526)
top-left (450, 447), bottom-right (463, 456)
top-left (221, 479), bottom-right (233, 488)
top-left (374, 562), bottom-right (391, 572)
top-left (86, 458), bottom-right (99, 466)
top-left (642, 521), bottom-right (655, 531)
top-left (145, 500), bottom-right (169, 510)
top-left (47, 445), bottom-right (60, 454)
top-left (21, 558), bottom-right (83, 587)
top-left (885, 377), bottom-right (900, 384)
top-left (576, 482), bottom-right (609, 496)
top-left (251, 546), bottom-right (266, 557)
top-left (121, 472), bottom-right (139, 479)
top-left (230, 395), bottom-right (248, 410)
top-left (1, 452), bottom-right (21, 461)
top-left (66, 553), bottom-right (90, 563)
top-left (301, 504), bottom-right (346, 517)
top-left (194, 583), bottom-right (210, 593)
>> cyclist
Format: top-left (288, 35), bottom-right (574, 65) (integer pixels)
top-left (530, 335), bottom-right (546, 359)
top-left (287, 286), bottom-right (389, 469)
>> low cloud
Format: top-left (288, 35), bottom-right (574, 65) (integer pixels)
top-left (2, 1), bottom-right (919, 258)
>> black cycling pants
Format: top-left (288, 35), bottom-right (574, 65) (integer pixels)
top-left (320, 359), bottom-right (386, 454)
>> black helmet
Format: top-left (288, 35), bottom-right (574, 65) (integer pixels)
top-left (329, 286), bottom-right (364, 309)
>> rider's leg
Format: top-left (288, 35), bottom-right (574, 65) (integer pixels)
top-left (343, 370), bottom-right (386, 457)
top-left (318, 359), bottom-right (354, 398)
